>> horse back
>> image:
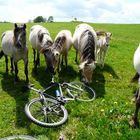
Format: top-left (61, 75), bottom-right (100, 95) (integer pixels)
top-left (1, 31), bottom-right (14, 57)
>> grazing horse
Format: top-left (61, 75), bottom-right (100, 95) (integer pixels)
top-left (129, 44), bottom-right (140, 128)
top-left (29, 25), bottom-right (54, 73)
top-left (0, 23), bottom-right (28, 83)
top-left (73, 23), bottom-right (97, 84)
top-left (41, 30), bottom-right (73, 73)
top-left (96, 31), bottom-right (112, 68)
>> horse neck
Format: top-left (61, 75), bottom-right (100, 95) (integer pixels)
top-left (54, 37), bottom-right (65, 52)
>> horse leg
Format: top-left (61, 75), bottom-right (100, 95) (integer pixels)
top-left (131, 72), bottom-right (139, 83)
top-left (61, 55), bottom-right (64, 67)
top-left (10, 57), bottom-right (14, 73)
top-left (37, 52), bottom-right (40, 66)
top-left (102, 48), bottom-right (108, 68)
top-left (33, 49), bottom-right (36, 65)
top-left (14, 62), bottom-right (19, 82)
top-left (131, 101), bottom-right (140, 128)
top-left (75, 50), bottom-right (78, 63)
top-left (96, 48), bottom-right (100, 64)
top-left (34, 52), bottom-right (39, 73)
top-left (99, 49), bottom-right (102, 67)
top-left (24, 60), bottom-right (29, 83)
top-left (64, 53), bottom-right (68, 68)
top-left (57, 56), bottom-right (61, 72)
top-left (5, 55), bottom-right (8, 73)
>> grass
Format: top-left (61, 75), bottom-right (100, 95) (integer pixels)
top-left (0, 22), bottom-right (140, 140)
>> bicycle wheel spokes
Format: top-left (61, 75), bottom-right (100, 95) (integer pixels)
top-left (44, 105), bottom-right (65, 124)
top-left (67, 82), bottom-right (96, 102)
top-left (25, 98), bottom-right (68, 127)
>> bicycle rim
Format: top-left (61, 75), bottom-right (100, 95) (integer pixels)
top-left (67, 82), bottom-right (96, 102)
top-left (0, 135), bottom-right (37, 140)
top-left (25, 98), bottom-right (68, 127)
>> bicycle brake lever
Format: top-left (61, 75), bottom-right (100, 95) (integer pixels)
top-left (29, 84), bottom-right (34, 88)
top-left (22, 84), bottom-right (34, 92)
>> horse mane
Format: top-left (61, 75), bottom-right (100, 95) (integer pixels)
top-left (1, 32), bottom-right (6, 41)
top-left (80, 30), bottom-right (96, 63)
top-left (54, 36), bottom-right (66, 51)
top-left (96, 31), bottom-right (106, 36)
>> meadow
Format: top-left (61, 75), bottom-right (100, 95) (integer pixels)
top-left (0, 22), bottom-right (140, 140)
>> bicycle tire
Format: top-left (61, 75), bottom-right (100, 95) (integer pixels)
top-left (25, 98), bottom-right (68, 127)
top-left (0, 135), bottom-right (37, 140)
top-left (66, 82), bottom-right (96, 102)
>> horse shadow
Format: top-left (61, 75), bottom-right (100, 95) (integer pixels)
top-left (31, 65), bottom-right (78, 88)
top-left (91, 64), bottom-right (119, 98)
top-left (0, 72), bottom-right (31, 129)
top-left (31, 66), bottom-right (53, 88)
top-left (58, 65), bottom-right (78, 82)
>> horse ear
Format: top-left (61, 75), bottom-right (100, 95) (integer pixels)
top-left (23, 24), bottom-right (26, 29)
top-left (15, 23), bottom-right (18, 28)
top-left (79, 61), bottom-right (87, 70)
top-left (106, 32), bottom-right (112, 37)
top-left (86, 61), bottom-right (96, 70)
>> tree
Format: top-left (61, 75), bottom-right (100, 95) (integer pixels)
top-left (47, 16), bottom-right (54, 22)
top-left (33, 16), bottom-right (46, 23)
top-left (74, 17), bottom-right (77, 21)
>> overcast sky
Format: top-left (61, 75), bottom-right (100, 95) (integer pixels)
top-left (0, 0), bottom-right (140, 23)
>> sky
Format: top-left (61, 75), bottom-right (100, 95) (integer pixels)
top-left (0, 0), bottom-right (140, 23)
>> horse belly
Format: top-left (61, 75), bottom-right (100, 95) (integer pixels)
top-left (2, 42), bottom-right (13, 57)
top-left (2, 31), bottom-right (14, 57)
top-left (134, 45), bottom-right (140, 75)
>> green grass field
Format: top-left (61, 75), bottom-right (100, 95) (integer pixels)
top-left (0, 22), bottom-right (140, 140)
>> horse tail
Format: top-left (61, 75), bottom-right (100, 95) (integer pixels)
top-left (131, 72), bottom-right (139, 83)
top-left (0, 50), bottom-right (4, 59)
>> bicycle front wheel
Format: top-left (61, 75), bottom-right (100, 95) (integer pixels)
top-left (25, 98), bottom-right (68, 127)
top-left (66, 82), bottom-right (96, 102)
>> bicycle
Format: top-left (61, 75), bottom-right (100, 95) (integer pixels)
top-left (25, 76), bottom-right (96, 127)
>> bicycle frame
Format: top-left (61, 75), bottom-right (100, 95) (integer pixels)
top-left (27, 82), bottom-right (74, 106)
top-left (25, 78), bottom-right (96, 127)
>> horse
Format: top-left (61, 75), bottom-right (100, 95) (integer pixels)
top-left (96, 31), bottom-right (112, 68)
top-left (129, 44), bottom-right (140, 128)
top-left (29, 25), bottom-right (54, 73)
top-left (0, 23), bottom-right (28, 83)
top-left (40, 30), bottom-right (73, 73)
top-left (73, 23), bottom-right (97, 84)
top-left (53, 30), bottom-right (73, 71)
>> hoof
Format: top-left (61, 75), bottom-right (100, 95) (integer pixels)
top-left (129, 117), bottom-right (139, 128)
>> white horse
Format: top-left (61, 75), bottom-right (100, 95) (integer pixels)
top-left (130, 44), bottom-right (140, 128)
top-left (41, 30), bottom-right (73, 72)
top-left (96, 31), bottom-right (112, 68)
top-left (0, 23), bottom-right (28, 83)
top-left (73, 23), bottom-right (97, 84)
top-left (53, 30), bottom-right (73, 71)
top-left (29, 25), bottom-right (54, 73)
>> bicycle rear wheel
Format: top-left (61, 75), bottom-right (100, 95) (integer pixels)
top-left (66, 82), bottom-right (96, 102)
top-left (25, 98), bottom-right (68, 127)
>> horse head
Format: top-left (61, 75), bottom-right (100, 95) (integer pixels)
top-left (105, 32), bottom-right (112, 47)
top-left (14, 23), bottom-right (26, 49)
top-left (79, 60), bottom-right (96, 84)
top-left (40, 46), bottom-right (60, 74)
